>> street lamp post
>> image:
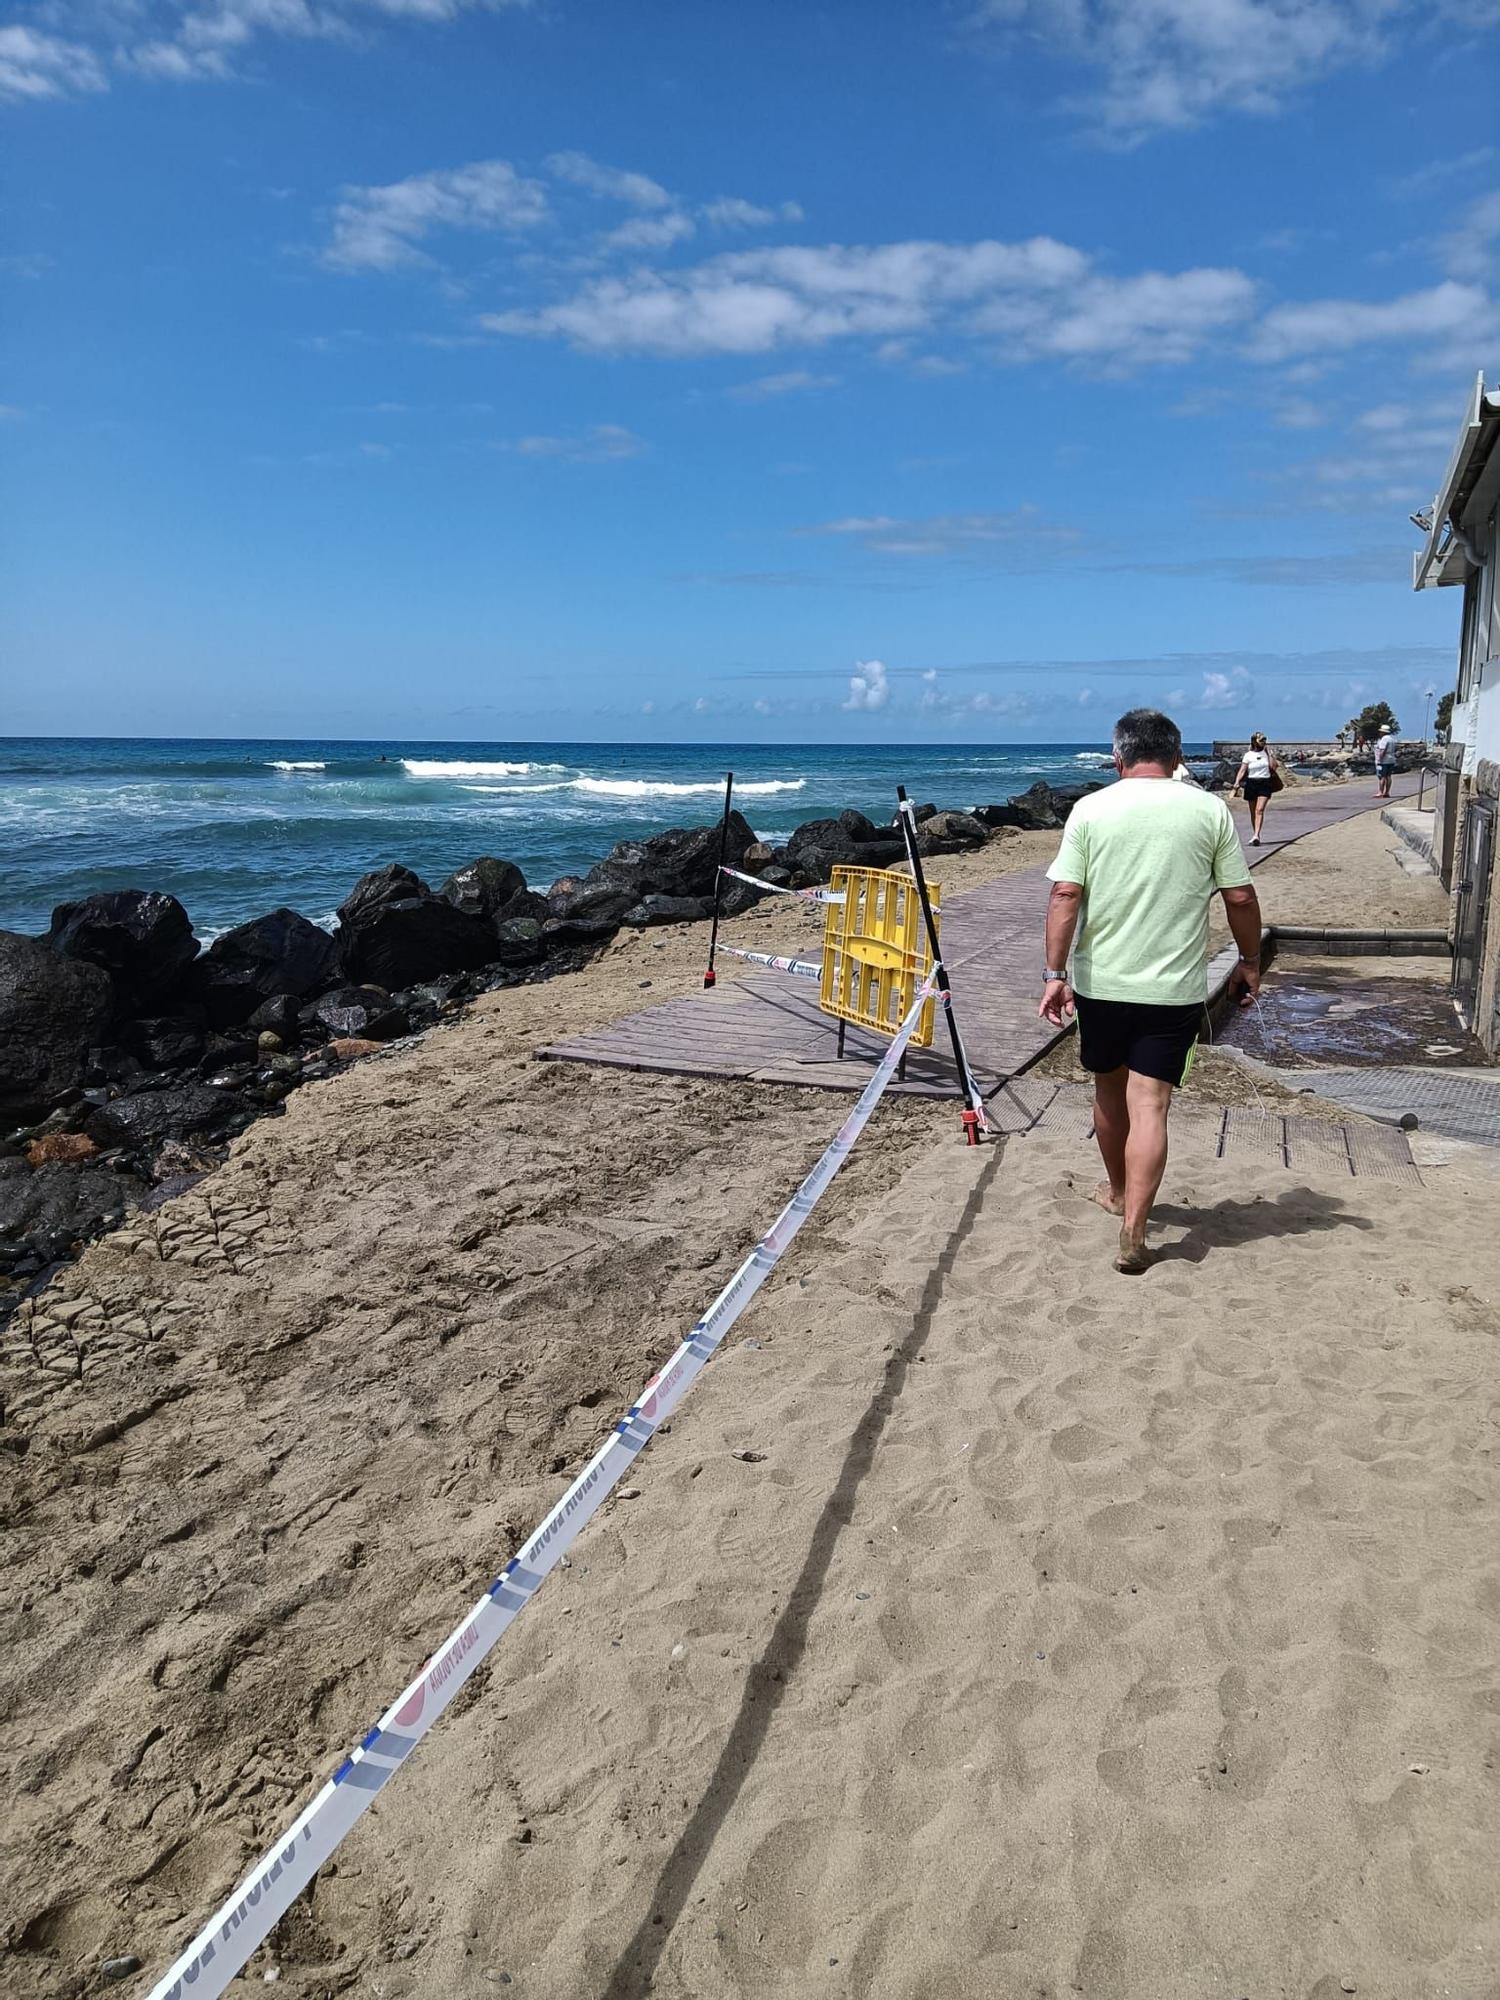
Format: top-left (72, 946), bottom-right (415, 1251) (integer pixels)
top-left (1419, 685), bottom-right (1435, 810)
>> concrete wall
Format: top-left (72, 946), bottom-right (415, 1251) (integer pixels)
top-left (1449, 756), bottom-right (1500, 1056)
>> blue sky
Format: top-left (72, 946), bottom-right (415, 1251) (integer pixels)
top-left (3, 0), bottom-right (1498, 743)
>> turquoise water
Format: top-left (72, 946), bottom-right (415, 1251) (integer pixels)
top-left (0, 737), bottom-right (1200, 938)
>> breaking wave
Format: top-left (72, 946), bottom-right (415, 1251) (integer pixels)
top-left (267, 760), bottom-right (327, 772)
top-left (570, 776), bottom-right (806, 799)
top-left (402, 759), bottom-right (566, 778)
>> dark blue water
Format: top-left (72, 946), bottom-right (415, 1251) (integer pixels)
top-left (0, 737), bottom-right (1205, 938)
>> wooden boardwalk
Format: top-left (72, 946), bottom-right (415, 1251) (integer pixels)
top-left (542, 774), bottom-right (1423, 1100)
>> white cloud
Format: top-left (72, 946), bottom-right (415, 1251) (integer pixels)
top-left (0, 404), bottom-right (26, 421)
top-left (727, 369), bottom-right (840, 400)
top-left (1250, 280), bottom-right (1495, 362)
top-left (603, 211), bottom-right (696, 252)
top-left (0, 24), bottom-right (106, 99)
top-left (703, 197), bottom-right (805, 229)
top-left (1441, 189), bottom-right (1500, 282)
top-left (975, 265), bottom-right (1257, 368)
top-left (806, 507), bottom-right (1076, 563)
top-left (1198, 667), bottom-right (1255, 710)
top-left (482, 234), bottom-right (1255, 371)
top-left (753, 697), bottom-right (771, 715)
top-left (544, 151), bottom-right (672, 210)
top-left (970, 0), bottom-right (1398, 141)
top-left (497, 423), bottom-right (645, 464)
top-left (843, 659), bottom-right (890, 711)
top-left (324, 160), bottom-right (549, 272)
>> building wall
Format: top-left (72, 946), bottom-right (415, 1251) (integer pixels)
top-left (1446, 520), bottom-right (1500, 1053)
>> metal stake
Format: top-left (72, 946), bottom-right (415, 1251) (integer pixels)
top-left (703, 770), bottom-right (734, 988)
top-left (895, 785), bottom-right (988, 1143)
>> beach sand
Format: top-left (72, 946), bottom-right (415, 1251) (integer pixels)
top-left (3, 787), bottom-right (1497, 1999)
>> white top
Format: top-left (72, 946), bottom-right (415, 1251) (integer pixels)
top-left (1243, 748), bottom-right (1271, 780)
top-left (1375, 733), bottom-right (1395, 761)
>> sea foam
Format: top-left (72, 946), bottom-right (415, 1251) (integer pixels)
top-left (267, 760), bottom-right (327, 772)
top-left (403, 759), bottom-right (565, 778)
top-left (570, 776), bottom-right (806, 799)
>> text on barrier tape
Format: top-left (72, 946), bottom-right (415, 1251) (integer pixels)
top-left (718, 945), bottom-right (822, 980)
top-left (142, 973), bottom-right (938, 2000)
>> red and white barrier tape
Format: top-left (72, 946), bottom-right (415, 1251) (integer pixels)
top-left (142, 973), bottom-right (939, 2000)
top-left (718, 945), bottom-right (822, 980)
top-left (717, 864), bottom-right (844, 904)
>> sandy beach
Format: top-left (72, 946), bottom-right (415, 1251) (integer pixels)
top-left (4, 783), bottom-right (1497, 2000)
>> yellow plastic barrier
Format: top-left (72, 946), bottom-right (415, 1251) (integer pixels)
top-left (820, 865), bottom-right (940, 1050)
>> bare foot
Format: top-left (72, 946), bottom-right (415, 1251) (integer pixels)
top-left (1114, 1226), bottom-right (1152, 1275)
top-left (1088, 1180), bottom-right (1125, 1216)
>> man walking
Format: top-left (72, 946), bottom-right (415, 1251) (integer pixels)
top-left (1039, 709), bottom-right (1264, 1273)
top-left (1374, 726), bottom-right (1397, 799)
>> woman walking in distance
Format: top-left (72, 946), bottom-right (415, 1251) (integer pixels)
top-left (1231, 733), bottom-right (1282, 847)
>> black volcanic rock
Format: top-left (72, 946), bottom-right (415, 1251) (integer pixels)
top-left (337, 867), bottom-right (496, 988)
top-left (0, 931), bottom-right (115, 1124)
top-left (118, 1012), bottom-right (207, 1073)
top-left (915, 809), bottom-right (989, 855)
top-left (85, 1083), bottom-right (245, 1151)
top-left (784, 811), bottom-right (905, 885)
top-left (585, 811), bottom-right (757, 904)
top-left (311, 985), bottom-right (409, 1041)
top-left (440, 857), bottom-right (529, 926)
top-left (46, 889), bottom-right (199, 1013)
top-left (623, 893), bottom-right (711, 927)
top-left (491, 916), bottom-right (546, 965)
top-left (193, 909), bottom-right (340, 1027)
top-left (0, 1155), bottom-right (148, 1273)
top-left (246, 993), bottom-right (303, 1041)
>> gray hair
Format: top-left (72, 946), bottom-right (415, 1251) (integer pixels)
top-left (1113, 707), bottom-right (1183, 770)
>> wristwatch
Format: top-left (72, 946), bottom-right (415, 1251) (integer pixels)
top-left (1042, 966), bottom-right (1068, 982)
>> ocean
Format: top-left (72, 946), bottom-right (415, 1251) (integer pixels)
top-left (0, 737), bottom-right (1208, 940)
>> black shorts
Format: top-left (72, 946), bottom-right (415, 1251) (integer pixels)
top-left (1243, 778), bottom-right (1275, 802)
top-left (1075, 995), bottom-right (1201, 1085)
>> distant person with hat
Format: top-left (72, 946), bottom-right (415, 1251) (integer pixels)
top-left (1374, 726), bottom-right (1398, 798)
top-left (1039, 707), bottom-right (1264, 1274)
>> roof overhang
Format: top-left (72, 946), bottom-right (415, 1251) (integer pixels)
top-left (1413, 371), bottom-right (1500, 590)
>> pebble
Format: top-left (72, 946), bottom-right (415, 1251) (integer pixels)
top-left (671, 1643), bottom-right (686, 1660)
top-left (1407, 1762), bottom-right (1430, 1775)
top-left (617, 1487), bottom-right (641, 1500)
top-left (1340, 1981), bottom-right (1357, 1994)
top-left (101, 1959), bottom-right (142, 1983)
top-left (731, 1449), bottom-right (767, 1464)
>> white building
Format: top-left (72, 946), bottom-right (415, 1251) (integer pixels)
top-left (1414, 371), bottom-right (1500, 1049)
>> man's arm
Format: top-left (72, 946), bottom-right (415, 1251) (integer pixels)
top-left (1221, 883), bottom-right (1263, 1004)
top-left (1038, 880), bottom-right (1082, 1025)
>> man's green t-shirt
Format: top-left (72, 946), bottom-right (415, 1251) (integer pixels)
top-left (1046, 778), bottom-right (1252, 1005)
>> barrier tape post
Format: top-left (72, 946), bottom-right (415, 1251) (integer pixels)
top-left (703, 770), bottom-right (735, 988)
top-left (895, 785), bottom-right (989, 1145)
top-left (142, 973), bottom-right (937, 2000)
